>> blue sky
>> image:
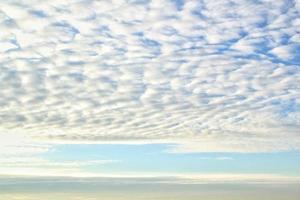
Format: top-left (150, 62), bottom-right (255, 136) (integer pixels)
top-left (0, 0), bottom-right (299, 186)
top-left (42, 144), bottom-right (300, 176)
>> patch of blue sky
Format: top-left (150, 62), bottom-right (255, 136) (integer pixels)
top-left (171, 0), bottom-right (185, 11)
top-left (277, 99), bottom-right (300, 119)
top-left (29, 10), bottom-right (48, 18)
top-left (128, 0), bottom-right (150, 5)
top-left (43, 144), bottom-right (300, 176)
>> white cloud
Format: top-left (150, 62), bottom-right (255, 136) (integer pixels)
top-left (0, 173), bottom-right (299, 184)
top-left (270, 45), bottom-right (298, 60)
top-left (0, 157), bottom-right (120, 177)
top-left (0, 132), bottom-right (50, 157)
top-left (0, 0), bottom-right (299, 152)
top-left (0, 157), bottom-right (119, 168)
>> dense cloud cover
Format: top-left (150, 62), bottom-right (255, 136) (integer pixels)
top-left (0, 0), bottom-right (300, 152)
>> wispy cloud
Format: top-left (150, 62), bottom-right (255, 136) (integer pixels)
top-left (1, 173), bottom-right (300, 184)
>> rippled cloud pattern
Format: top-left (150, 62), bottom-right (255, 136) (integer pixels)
top-left (0, 0), bottom-right (300, 152)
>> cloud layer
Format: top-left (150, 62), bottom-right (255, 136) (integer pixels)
top-left (0, 0), bottom-right (300, 152)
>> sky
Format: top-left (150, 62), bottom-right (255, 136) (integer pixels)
top-left (0, 0), bottom-right (300, 199)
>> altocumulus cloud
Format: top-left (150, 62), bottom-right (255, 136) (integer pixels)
top-left (0, 0), bottom-right (300, 152)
